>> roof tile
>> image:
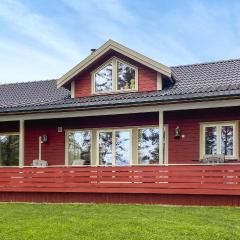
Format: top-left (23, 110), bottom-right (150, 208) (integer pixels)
top-left (1, 58), bottom-right (240, 113)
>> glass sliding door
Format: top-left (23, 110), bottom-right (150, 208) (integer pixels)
top-left (115, 130), bottom-right (131, 166)
top-left (98, 131), bottom-right (113, 165)
top-left (138, 128), bottom-right (159, 164)
top-left (0, 134), bottom-right (19, 166)
top-left (137, 127), bottom-right (167, 165)
top-left (67, 130), bottom-right (92, 165)
top-left (98, 129), bottom-right (132, 166)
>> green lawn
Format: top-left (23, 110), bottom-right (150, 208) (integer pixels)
top-left (0, 203), bottom-right (239, 240)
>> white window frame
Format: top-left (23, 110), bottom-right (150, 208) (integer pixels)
top-left (137, 125), bottom-right (168, 165)
top-left (92, 57), bottom-right (138, 94)
top-left (200, 121), bottom-right (238, 160)
top-left (0, 132), bottom-right (20, 166)
top-left (65, 129), bottom-right (93, 166)
top-left (97, 128), bottom-right (132, 166)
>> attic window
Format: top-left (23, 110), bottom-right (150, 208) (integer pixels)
top-left (93, 58), bottom-right (138, 93)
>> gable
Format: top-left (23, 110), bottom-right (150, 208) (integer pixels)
top-left (72, 51), bottom-right (161, 98)
top-left (57, 40), bottom-right (171, 88)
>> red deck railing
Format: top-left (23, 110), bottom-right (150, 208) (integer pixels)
top-left (0, 165), bottom-right (240, 195)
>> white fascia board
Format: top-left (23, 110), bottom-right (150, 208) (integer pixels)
top-left (1, 98), bottom-right (240, 122)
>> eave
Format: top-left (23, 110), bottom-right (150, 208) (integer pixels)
top-left (1, 92), bottom-right (240, 119)
top-left (57, 39), bottom-right (171, 88)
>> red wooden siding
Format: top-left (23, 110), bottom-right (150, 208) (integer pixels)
top-left (25, 119), bottom-right (65, 166)
top-left (74, 51), bottom-right (157, 97)
top-left (23, 107), bottom-right (240, 166)
top-left (2, 107), bottom-right (240, 166)
top-left (166, 107), bottom-right (240, 164)
top-left (75, 71), bottom-right (91, 97)
top-left (24, 113), bottom-right (158, 166)
top-left (0, 165), bottom-right (240, 195)
top-left (1, 192), bottom-right (239, 206)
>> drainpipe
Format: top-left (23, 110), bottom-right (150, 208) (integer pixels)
top-left (38, 136), bottom-right (42, 161)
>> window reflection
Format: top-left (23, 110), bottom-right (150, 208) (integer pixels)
top-left (117, 62), bottom-right (136, 90)
top-left (98, 132), bottom-right (113, 165)
top-left (138, 128), bottom-right (159, 164)
top-left (221, 126), bottom-right (233, 156)
top-left (205, 127), bottom-right (217, 155)
top-left (0, 135), bottom-right (19, 166)
top-left (115, 130), bottom-right (131, 166)
top-left (68, 131), bottom-right (91, 165)
top-left (95, 63), bottom-right (113, 92)
top-left (98, 130), bottom-right (131, 166)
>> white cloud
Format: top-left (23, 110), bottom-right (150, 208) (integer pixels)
top-left (62, 0), bottom-right (136, 25)
top-left (1, 0), bottom-right (240, 83)
top-left (158, 1), bottom-right (240, 63)
top-left (91, 0), bottom-right (137, 24)
top-left (61, 0), bottom-right (138, 42)
top-left (0, 0), bottom-right (82, 62)
top-left (62, 0), bottom-right (199, 66)
top-left (0, 39), bottom-right (75, 83)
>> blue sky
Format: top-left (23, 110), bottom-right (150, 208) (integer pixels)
top-left (1, 0), bottom-right (240, 83)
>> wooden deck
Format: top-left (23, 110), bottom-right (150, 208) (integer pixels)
top-left (0, 165), bottom-right (240, 196)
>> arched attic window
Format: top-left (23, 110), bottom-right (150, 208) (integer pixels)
top-left (92, 57), bottom-right (138, 94)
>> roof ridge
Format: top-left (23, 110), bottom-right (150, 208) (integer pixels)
top-left (171, 58), bottom-right (240, 69)
top-left (0, 79), bottom-right (56, 87)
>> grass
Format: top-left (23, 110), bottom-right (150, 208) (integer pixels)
top-left (0, 203), bottom-right (239, 240)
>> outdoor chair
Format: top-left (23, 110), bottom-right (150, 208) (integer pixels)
top-left (201, 154), bottom-right (225, 164)
top-left (32, 159), bottom-right (48, 167)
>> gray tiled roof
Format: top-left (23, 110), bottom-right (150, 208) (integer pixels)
top-left (170, 58), bottom-right (240, 95)
top-left (0, 80), bottom-right (70, 108)
top-left (1, 58), bottom-right (240, 113)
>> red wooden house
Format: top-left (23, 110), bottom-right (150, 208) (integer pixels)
top-left (1, 40), bottom-right (240, 206)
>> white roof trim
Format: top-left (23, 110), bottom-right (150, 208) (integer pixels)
top-left (57, 39), bottom-right (171, 88)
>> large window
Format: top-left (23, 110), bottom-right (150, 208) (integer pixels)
top-left (138, 127), bottom-right (167, 164)
top-left (93, 58), bottom-right (137, 93)
top-left (201, 122), bottom-right (237, 159)
top-left (0, 134), bottom-right (19, 166)
top-left (65, 126), bottom-right (168, 166)
top-left (67, 130), bottom-right (92, 165)
top-left (97, 129), bottom-right (132, 166)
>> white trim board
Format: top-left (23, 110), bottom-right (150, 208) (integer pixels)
top-left (1, 98), bottom-right (240, 122)
top-left (70, 81), bottom-right (75, 98)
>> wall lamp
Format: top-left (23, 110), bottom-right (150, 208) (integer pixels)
top-left (174, 126), bottom-right (181, 139)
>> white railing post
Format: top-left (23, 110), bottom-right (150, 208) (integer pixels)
top-left (159, 110), bottom-right (164, 165)
top-left (19, 119), bottom-right (25, 167)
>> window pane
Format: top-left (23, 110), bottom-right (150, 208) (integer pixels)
top-left (117, 62), bottom-right (136, 90)
top-left (99, 132), bottom-right (113, 165)
top-left (138, 128), bottom-right (159, 164)
top-left (0, 135), bottom-right (19, 166)
top-left (95, 63), bottom-right (113, 92)
top-left (115, 130), bottom-right (131, 166)
top-left (68, 131), bottom-right (91, 165)
top-left (205, 127), bottom-right (217, 155)
top-left (221, 126), bottom-right (233, 156)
